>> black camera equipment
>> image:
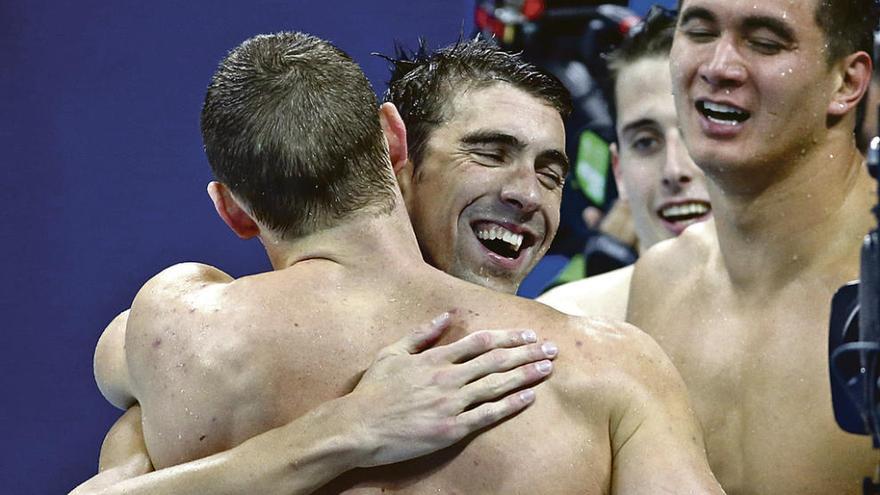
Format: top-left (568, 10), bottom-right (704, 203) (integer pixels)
top-left (828, 22), bottom-right (880, 495)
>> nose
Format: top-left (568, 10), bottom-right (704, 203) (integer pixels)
top-left (500, 163), bottom-right (541, 214)
top-left (661, 130), bottom-right (698, 193)
top-left (698, 35), bottom-right (746, 89)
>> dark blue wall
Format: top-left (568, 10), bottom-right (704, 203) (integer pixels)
top-left (2, 2), bottom-right (667, 493)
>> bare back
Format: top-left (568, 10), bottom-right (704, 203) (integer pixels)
top-left (125, 260), bottom-right (720, 494)
top-left (628, 220), bottom-right (876, 494)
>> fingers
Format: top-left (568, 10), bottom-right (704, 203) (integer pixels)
top-left (453, 341), bottom-right (558, 385)
top-left (427, 328), bottom-right (539, 363)
top-left (459, 359), bottom-right (553, 405)
top-left (455, 388), bottom-right (537, 433)
top-left (378, 312), bottom-right (453, 358)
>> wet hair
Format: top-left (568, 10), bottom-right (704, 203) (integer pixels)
top-left (815, 0), bottom-right (877, 64)
top-left (201, 32), bottom-right (396, 239)
top-left (382, 37), bottom-right (572, 168)
top-left (607, 6), bottom-right (676, 84)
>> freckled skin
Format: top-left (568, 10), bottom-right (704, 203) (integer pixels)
top-left (123, 254), bottom-right (723, 494)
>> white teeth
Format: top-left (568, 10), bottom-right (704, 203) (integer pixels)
top-left (660, 203), bottom-right (709, 219)
top-left (703, 101), bottom-right (742, 114)
top-left (707, 115), bottom-right (739, 126)
top-left (475, 225), bottom-right (524, 252)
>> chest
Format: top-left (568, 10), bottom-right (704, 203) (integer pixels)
top-left (636, 279), bottom-right (872, 493)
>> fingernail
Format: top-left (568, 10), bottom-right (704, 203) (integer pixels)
top-left (536, 360), bottom-right (552, 374)
top-left (522, 330), bottom-right (537, 343)
top-left (432, 312), bottom-right (451, 326)
top-left (542, 342), bottom-right (558, 357)
top-left (520, 389), bottom-right (535, 402)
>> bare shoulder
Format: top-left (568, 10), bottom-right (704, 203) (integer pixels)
top-left (135, 262), bottom-right (234, 297)
top-left (635, 221), bottom-right (714, 282)
top-left (125, 262), bottom-right (235, 391)
top-left (537, 266), bottom-right (632, 319)
top-left (628, 221), bottom-right (716, 322)
top-left (95, 310), bottom-right (135, 410)
top-left (554, 315), bottom-right (683, 399)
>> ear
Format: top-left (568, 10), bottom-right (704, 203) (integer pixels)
top-left (379, 102), bottom-right (408, 174)
top-left (828, 51), bottom-right (873, 118)
top-left (206, 181), bottom-right (260, 239)
top-left (609, 142), bottom-right (627, 201)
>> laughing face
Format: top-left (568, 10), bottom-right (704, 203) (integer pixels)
top-left (397, 82), bottom-right (567, 294)
top-left (613, 56), bottom-right (712, 250)
top-left (671, 0), bottom-right (836, 175)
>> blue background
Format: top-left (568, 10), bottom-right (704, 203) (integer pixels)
top-left (2, 1), bottom-right (670, 493)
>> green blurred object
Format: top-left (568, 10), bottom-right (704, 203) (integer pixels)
top-left (574, 130), bottom-right (611, 206)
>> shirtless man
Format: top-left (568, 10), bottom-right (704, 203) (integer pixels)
top-left (626, 0), bottom-right (877, 492)
top-left (71, 38), bottom-right (583, 494)
top-left (540, 9), bottom-right (712, 319)
top-left (72, 38), bottom-right (572, 494)
top-left (77, 32), bottom-right (723, 494)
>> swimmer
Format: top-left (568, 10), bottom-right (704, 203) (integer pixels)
top-left (539, 9), bottom-right (712, 319)
top-left (627, 1), bottom-right (877, 492)
top-left (72, 34), bottom-right (723, 494)
top-left (74, 36), bottom-right (572, 494)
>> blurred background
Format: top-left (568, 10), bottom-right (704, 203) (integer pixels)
top-left (1, 1), bottom-right (672, 492)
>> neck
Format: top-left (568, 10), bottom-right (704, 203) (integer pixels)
top-left (707, 132), bottom-right (874, 291)
top-left (260, 204), bottom-right (425, 273)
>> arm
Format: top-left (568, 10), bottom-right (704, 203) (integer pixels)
top-left (94, 310), bottom-right (135, 410)
top-left (608, 325), bottom-right (724, 494)
top-left (72, 312), bottom-right (557, 495)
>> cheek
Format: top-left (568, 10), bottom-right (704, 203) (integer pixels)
top-left (622, 161), bottom-right (659, 203)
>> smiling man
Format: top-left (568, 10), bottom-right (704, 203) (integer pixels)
top-left (386, 42), bottom-right (569, 294)
top-left (72, 33), bottom-right (724, 495)
top-left (626, 0), bottom-right (877, 493)
top-left (540, 9), bottom-right (712, 319)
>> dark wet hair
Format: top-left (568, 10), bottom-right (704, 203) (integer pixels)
top-left (608, 5), bottom-right (676, 83)
top-left (201, 32), bottom-right (396, 239)
top-left (815, 0), bottom-right (877, 64)
top-left (382, 37), bottom-right (572, 168)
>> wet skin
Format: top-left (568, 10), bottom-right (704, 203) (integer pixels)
top-left (397, 82), bottom-right (568, 294)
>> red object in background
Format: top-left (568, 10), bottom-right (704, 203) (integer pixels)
top-left (475, 5), bottom-right (505, 38)
top-left (522, 0), bottom-right (545, 20)
top-left (618, 14), bottom-right (641, 35)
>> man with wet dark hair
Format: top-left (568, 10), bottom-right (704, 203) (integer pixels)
top-left (629, 0), bottom-right (877, 492)
top-left (539, 8), bottom-right (713, 319)
top-left (72, 32), bottom-right (724, 494)
top-left (383, 39), bottom-right (572, 295)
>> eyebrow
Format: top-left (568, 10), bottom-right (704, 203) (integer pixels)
top-left (460, 130), bottom-right (525, 150)
top-left (741, 16), bottom-right (796, 43)
top-left (620, 118), bottom-right (660, 136)
top-left (461, 130), bottom-right (570, 175)
top-left (679, 5), bottom-right (716, 26)
top-left (679, 5), bottom-right (796, 43)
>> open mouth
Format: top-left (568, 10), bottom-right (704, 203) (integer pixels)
top-left (697, 100), bottom-right (750, 126)
top-left (657, 201), bottom-right (711, 223)
top-left (472, 222), bottom-right (535, 260)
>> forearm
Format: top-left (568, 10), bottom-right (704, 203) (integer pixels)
top-left (72, 396), bottom-right (370, 495)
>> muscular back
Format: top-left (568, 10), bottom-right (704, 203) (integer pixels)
top-left (627, 221), bottom-right (875, 494)
top-left (125, 260), bottom-right (719, 494)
